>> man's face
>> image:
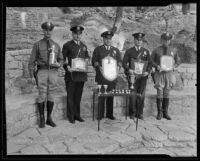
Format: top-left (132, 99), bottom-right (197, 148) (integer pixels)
top-left (134, 38), bottom-right (143, 47)
top-left (103, 36), bottom-right (112, 46)
top-left (43, 29), bottom-right (53, 39)
top-left (161, 39), bottom-right (171, 47)
top-left (72, 32), bottom-right (82, 41)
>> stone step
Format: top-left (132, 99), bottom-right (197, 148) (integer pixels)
top-left (6, 86), bottom-right (196, 138)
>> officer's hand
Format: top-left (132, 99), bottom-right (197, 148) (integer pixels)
top-left (129, 69), bottom-right (134, 75)
top-left (51, 62), bottom-right (60, 68)
top-left (58, 66), bottom-right (65, 76)
top-left (157, 65), bottom-right (161, 72)
top-left (67, 65), bottom-right (73, 72)
top-left (31, 77), bottom-right (36, 85)
top-left (142, 72), bottom-right (148, 77)
top-left (99, 66), bottom-right (103, 73)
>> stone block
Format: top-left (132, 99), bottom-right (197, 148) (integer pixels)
top-left (20, 144), bottom-right (49, 154)
top-left (191, 73), bottom-right (196, 80)
top-left (187, 80), bottom-right (196, 87)
top-left (9, 69), bottom-right (23, 78)
top-left (182, 73), bottom-right (192, 79)
top-left (43, 142), bottom-right (67, 154)
top-left (187, 67), bottom-right (196, 73)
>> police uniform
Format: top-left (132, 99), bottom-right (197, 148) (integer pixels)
top-left (151, 33), bottom-right (180, 120)
top-left (62, 25), bottom-right (90, 123)
top-left (92, 31), bottom-right (122, 120)
top-left (122, 33), bottom-right (152, 120)
top-left (28, 22), bottom-right (64, 128)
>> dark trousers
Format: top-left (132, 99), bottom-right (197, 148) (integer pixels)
top-left (98, 82), bottom-right (116, 118)
top-left (129, 78), bottom-right (147, 116)
top-left (65, 81), bottom-right (84, 120)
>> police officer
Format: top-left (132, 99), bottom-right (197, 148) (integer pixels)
top-left (92, 31), bottom-right (122, 120)
top-left (62, 25), bottom-right (90, 123)
top-left (151, 33), bottom-right (180, 120)
top-left (122, 33), bottom-right (152, 120)
top-left (28, 22), bottom-right (64, 128)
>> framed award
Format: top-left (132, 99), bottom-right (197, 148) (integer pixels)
top-left (131, 58), bottom-right (148, 75)
top-left (71, 58), bottom-right (88, 72)
top-left (102, 56), bottom-right (118, 81)
top-left (160, 55), bottom-right (174, 71)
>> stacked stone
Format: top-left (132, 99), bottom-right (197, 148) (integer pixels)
top-left (178, 63), bottom-right (196, 87)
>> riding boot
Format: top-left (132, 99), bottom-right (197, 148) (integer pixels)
top-left (156, 98), bottom-right (163, 120)
top-left (46, 101), bottom-right (56, 127)
top-left (163, 98), bottom-right (171, 120)
top-left (38, 102), bottom-right (45, 128)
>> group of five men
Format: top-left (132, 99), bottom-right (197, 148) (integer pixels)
top-left (28, 21), bottom-right (180, 128)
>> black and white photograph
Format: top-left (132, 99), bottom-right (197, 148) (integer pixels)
top-left (2, 1), bottom-right (197, 159)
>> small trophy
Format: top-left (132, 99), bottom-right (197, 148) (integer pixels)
top-left (103, 85), bottom-right (108, 94)
top-left (98, 85), bottom-right (102, 94)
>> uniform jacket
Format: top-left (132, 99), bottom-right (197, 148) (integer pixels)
top-left (122, 46), bottom-right (152, 79)
top-left (151, 45), bottom-right (180, 71)
top-left (28, 38), bottom-right (63, 78)
top-left (92, 45), bottom-right (122, 84)
top-left (62, 40), bottom-right (90, 82)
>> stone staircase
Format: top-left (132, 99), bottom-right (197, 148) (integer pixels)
top-left (6, 83), bottom-right (196, 138)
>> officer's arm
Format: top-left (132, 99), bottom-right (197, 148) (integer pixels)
top-left (151, 49), bottom-right (159, 70)
top-left (117, 49), bottom-right (122, 69)
top-left (62, 43), bottom-right (70, 71)
top-left (122, 51), bottom-right (130, 75)
top-left (57, 45), bottom-right (64, 66)
top-left (92, 48), bottom-right (100, 69)
top-left (146, 50), bottom-right (152, 74)
top-left (28, 43), bottom-right (38, 78)
top-left (174, 49), bottom-right (181, 68)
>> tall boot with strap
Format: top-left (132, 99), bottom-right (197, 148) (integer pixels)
top-left (46, 101), bottom-right (56, 127)
top-left (38, 102), bottom-right (45, 128)
top-left (156, 98), bottom-right (163, 120)
top-left (163, 98), bottom-right (171, 120)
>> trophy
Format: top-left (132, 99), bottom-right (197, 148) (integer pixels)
top-left (98, 85), bottom-right (102, 94)
top-left (49, 45), bottom-right (56, 65)
top-left (103, 85), bottom-right (108, 94)
top-left (130, 74), bottom-right (135, 90)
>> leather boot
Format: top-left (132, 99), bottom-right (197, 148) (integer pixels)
top-left (156, 98), bottom-right (163, 120)
top-left (163, 98), bottom-right (171, 120)
top-left (38, 102), bottom-right (45, 128)
top-left (46, 101), bottom-right (56, 127)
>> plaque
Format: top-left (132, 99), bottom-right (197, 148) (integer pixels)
top-left (131, 58), bottom-right (148, 75)
top-left (71, 58), bottom-right (88, 72)
top-left (160, 55), bottom-right (174, 71)
top-left (102, 56), bottom-right (118, 81)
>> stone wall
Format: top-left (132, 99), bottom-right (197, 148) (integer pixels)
top-left (5, 49), bottom-right (196, 95)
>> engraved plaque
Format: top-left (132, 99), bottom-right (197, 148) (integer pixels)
top-left (160, 55), bottom-right (174, 71)
top-left (131, 58), bottom-right (148, 75)
top-left (71, 58), bottom-right (88, 72)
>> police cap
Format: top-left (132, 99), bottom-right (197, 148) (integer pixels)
top-left (132, 32), bottom-right (145, 40)
top-left (161, 32), bottom-right (173, 40)
top-left (101, 31), bottom-right (114, 38)
top-left (70, 25), bottom-right (84, 34)
top-left (41, 22), bottom-right (54, 31)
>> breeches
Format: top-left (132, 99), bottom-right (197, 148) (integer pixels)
top-left (37, 69), bottom-right (59, 103)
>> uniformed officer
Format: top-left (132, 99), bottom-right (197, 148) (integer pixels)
top-left (62, 25), bottom-right (90, 123)
top-left (28, 21), bottom-right (64, 128)
top-left (92, 31), bottom-right (122, 120)
top-left (122, 32), bottom-right (152, 120)
top-left (151, 33), bottom-right (180, 120)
